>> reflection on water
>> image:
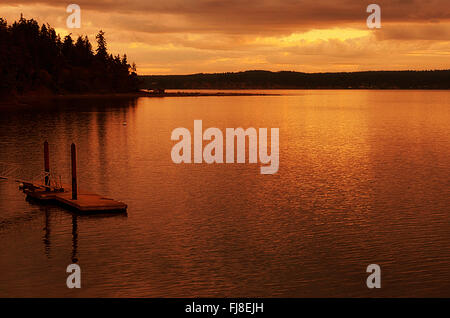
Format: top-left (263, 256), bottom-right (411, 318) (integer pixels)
top-left (71, 215), bottom-right (78, 264)
top-left (0, 91), bottom-right (449, 297)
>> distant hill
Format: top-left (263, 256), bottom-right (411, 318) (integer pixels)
top-left (140, 70), bottom-right (450, 90)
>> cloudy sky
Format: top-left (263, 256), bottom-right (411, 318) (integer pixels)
top-left (1, 0), bottom-right (449, 74)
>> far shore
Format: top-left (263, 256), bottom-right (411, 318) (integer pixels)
top-left (0, 90), bottom-right (279, 107)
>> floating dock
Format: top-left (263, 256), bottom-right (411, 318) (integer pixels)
top-left (22, 183), bottom-right (127, 213)
top-left (18, 142), bottom-right (127, 213)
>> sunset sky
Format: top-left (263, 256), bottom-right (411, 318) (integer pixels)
top-left (1, 0), bottom-right (449, 74)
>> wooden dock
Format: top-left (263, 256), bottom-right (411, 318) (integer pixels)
top-left (18, 142), bottom-right (127, 213)
top-left (22, 182), bottom-right (127, 213)
top-left (54, 192), bottom-right (127, 212)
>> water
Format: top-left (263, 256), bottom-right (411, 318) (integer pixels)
top-left (0, 90), bottom-right (449, 297)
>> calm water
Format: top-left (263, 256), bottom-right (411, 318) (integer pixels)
top-left (0, 90), bottom-right (449, 297)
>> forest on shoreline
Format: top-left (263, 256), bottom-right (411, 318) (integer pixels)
top-left (0, 16), bottom-right (139, 97)
top-left (141, 70), bottom-right (450, 90)
top-left (2, 16), bottom-right (448, 97)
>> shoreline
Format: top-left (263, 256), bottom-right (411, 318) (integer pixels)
top-left (0, 91), bottom-right (279, 107)
top-left (2, 88), bottom-right (448, 108)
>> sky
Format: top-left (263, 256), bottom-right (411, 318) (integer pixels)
top-left (1, 0), bottom-right (449, 74)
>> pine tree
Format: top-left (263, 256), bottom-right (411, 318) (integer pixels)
top-left (95, 30), bottom-right (107, 59)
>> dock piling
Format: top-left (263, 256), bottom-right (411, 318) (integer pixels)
top-left (71, 143), bottom-right (77, 200)
top-left (44, 141), bottom-right (50, 188)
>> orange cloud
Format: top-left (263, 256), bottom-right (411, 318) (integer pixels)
top-left (1, 1), bottom-right (449, 74)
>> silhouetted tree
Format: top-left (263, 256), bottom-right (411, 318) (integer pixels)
top-left (0, 16), bottom-right (139, 96)
top-left (95, 30), bottom-right (107, 59)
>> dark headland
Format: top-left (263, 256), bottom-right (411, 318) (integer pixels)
top-left (0, 16), bottom-right (139, 101)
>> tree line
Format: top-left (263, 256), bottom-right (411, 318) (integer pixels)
top-left (0, 16), bottom-right (139, 96)
top-left (142, 70), bottom-right (450, 90)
